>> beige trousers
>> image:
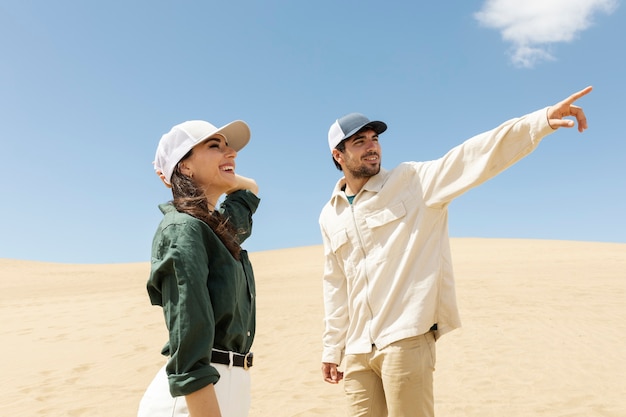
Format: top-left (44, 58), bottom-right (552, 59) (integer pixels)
top-left (344, 332), bottom-right (436, 417)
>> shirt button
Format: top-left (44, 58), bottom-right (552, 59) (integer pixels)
top-left (247, 331), bottom-right (251, 337)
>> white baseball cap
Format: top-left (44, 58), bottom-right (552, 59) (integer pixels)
top-left (327, 113), bottom-right (387, 152)
top-left (154, 119), bottom-right (250, 185)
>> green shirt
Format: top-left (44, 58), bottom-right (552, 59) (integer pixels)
top-left (147, 190), bottom-right (260, 396)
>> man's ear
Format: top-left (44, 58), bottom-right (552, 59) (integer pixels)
top-left (332, 149), bottom-right (343, 165)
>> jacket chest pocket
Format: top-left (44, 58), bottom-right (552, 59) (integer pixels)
top-left (330, 229), bottom-right (349, 254)
top-left (364, 202), bottom-right (406, 228)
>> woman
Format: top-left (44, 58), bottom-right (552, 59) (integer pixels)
top-left (138, 119), bottom-right (260, 417)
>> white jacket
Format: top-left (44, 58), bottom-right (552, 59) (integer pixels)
top-left (319, 108), bottom-right (555, 365)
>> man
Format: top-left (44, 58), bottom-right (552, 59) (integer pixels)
top-left (319, 86), bottom-right (592, 417)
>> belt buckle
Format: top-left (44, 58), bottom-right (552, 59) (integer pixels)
top-left (243, 352), bottom-right (252, 370)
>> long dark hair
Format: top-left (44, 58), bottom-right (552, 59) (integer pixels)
top-left (169, 158), bottom-right (241, 260)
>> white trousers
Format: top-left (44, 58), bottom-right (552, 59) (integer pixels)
top-left (137, 363), bottom-right (251, 417)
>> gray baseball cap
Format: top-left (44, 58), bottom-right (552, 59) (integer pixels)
top-left (327, 112), bottom-right (387, 152)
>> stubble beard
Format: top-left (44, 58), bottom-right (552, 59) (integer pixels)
top-left (347, 161), bottom-right (381, 179)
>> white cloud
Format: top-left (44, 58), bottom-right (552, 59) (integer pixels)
top-left (475, 0), bottom-right (618, 68)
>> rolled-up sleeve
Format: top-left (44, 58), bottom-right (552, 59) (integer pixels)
top-left (148, 220), bottom-right (221, 396)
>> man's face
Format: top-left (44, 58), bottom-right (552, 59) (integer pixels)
top-left (337, 129), bottom-right (382, 178)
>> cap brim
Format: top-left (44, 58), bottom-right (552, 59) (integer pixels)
top-left (342, 120), bottom-right (387, 141)
top-left (204, 120), bottom-right (251, 151)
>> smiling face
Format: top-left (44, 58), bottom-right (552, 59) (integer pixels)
top-left (332, 128), bottom-right (382, 195)
top-left (178, 134), bottom-right (237, 204)
top-left (334, 128), bottom-right (382, 179)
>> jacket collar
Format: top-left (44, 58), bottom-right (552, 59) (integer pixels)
top-left (330, 167), bottom-right (389, 205)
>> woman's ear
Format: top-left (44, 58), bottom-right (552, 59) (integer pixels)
top-left (178, 161), bottom-right (193, 178)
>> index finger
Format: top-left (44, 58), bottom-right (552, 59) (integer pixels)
top-left (565, 86), bottom-right (593, 105)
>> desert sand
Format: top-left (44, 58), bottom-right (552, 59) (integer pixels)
top-left (1, 238), bottom-right (625, 416)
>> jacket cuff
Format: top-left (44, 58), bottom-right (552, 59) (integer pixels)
top-left (322, 348), bottom-right (344, 366)
top-left (533, 106), bottom-right (557, 143)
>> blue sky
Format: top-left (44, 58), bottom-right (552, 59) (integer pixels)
top-left (1, 1), bottom-right (624, 263)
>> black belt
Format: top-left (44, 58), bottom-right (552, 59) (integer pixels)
top-left (211, 349), bottom-right (253, 369)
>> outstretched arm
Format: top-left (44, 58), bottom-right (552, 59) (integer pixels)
top-left (547, 86), bottom-right (592, 132)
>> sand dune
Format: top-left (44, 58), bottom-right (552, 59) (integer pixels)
top-left (1, 238), bottom-right (624, 416)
